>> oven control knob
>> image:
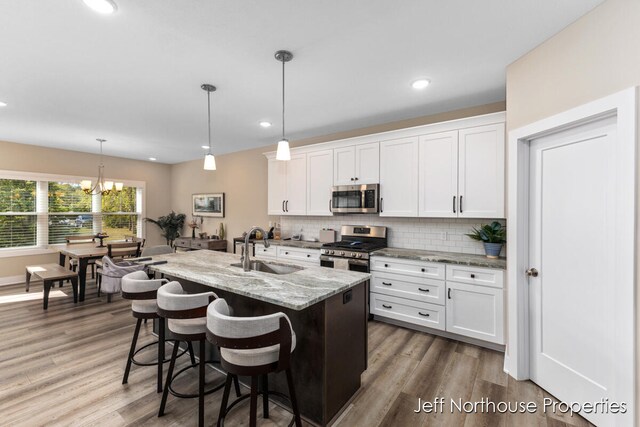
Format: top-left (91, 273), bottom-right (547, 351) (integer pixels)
top-left (329, 250), bottom-right (334, 255)
top-left (357, 253), bottom-right (363, 258)
top-left (340, 251), bottom-right (345, 256)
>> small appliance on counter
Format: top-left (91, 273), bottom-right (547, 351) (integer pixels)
top-left (319, 229), bottom-right (337, 243)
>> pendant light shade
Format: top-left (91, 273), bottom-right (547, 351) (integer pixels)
top-left (276, 139), bottom-right (291, 161)
top-left (201, 84), bottom-right (217, 171)
top-left (275, 50), bottom-right (293, 161)
top-left (204, 153), bottom-right (217, 170)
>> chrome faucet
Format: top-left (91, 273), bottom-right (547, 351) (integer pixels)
top-left (241, 226), bottom-right (270, 271)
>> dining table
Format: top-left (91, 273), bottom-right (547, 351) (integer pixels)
top-left (51, 242), bottom-right (111, 302)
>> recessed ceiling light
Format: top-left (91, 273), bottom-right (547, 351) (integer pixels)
top-left (201, 145), bottom-right (210, 149)
top-left (259, 121), bottom-right (272, 128)
top-left (82, 0), bottom-right (117, 14)
top-left (0, 101), bottom-right (6, 107)
top-left (411, 79), bottom-right (431, 90)
top-left (148, 157), bottom-right (157, 161)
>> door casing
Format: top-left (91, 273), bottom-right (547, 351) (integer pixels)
top-left (506, 87), bottom-right (637, 422)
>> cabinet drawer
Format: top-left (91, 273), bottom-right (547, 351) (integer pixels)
top-left (371, 293), bottom-right (445, 331)
top-left (445, 265), bottom-right (504, 288)
top-left (371, 272), bottom-right (444, 305)
top-left (255, 243), bottom-right (277, 259)
top-left (370, 256), bottom-right (444, 280)
top-left (191, 240), bottom-right (210, 249)
top-left (277, 246), bottom-right (320, 264)
top-left (174, 238), bottom-right (191, 248)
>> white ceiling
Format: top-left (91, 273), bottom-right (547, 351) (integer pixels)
top-left (0, 0), bottom-right (603, 163)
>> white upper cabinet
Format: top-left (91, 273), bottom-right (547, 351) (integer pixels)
top-left (419, 131), bottom-right (459, 218)
top-left (306, 149), bottom-right (333, 216)
top-left (354, 142), bottom-right (379, 184)
top-left (379, 137), bottom-right (419, 217)
top-left (333, 142), bottom-right (379, 185)
top-left (265, 112), bottom-right (505, 219)
top-left (458, 123), bottom-right (505, 218)
top-left (418, 124), bottom-right (505, 218)
top-left (267, 153), bottom-right (307, 216)
top-left (267, 157), bottom-right (287, 215)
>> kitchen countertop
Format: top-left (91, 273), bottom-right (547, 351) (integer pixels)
top-left (148, 250), bottom-right (369, 310)
top-left (372, 247), bottom-right (506, 270)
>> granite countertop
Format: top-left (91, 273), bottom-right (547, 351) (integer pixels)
top-left (148, 250), bottom-right (369, 310)
top-left (262, 239), bottom-right (325, 250)
top-left (372, 247), bottom-right (506, 270)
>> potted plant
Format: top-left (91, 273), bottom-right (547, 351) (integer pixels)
top-left (144, 211), bottom-right (186, 247)
top-left (466, 221), bottom-right (506, 259)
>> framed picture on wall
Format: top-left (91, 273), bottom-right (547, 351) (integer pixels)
top-left (192, 193), bottom-right (225, 217)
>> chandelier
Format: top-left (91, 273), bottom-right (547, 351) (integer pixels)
top-left (80, 138), bottom-right (123, 195)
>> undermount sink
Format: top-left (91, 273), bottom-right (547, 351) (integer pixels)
top-left (230, 260), bottom-right (303, 275)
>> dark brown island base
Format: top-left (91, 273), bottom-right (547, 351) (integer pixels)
top-left (148, 250), bottom-right (370, 426)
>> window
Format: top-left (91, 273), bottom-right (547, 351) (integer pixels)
top-left (0, 179), bottom-right (37, 248)
top-left (0, 171), bottom-right (144, 251)
top-left (101, 186), bottom-right (139, 241)
top-left (48, 181), bottom-right (94, 244)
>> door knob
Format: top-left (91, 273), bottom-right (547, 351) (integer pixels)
top-left (526, 268), bottom-right (539, 277)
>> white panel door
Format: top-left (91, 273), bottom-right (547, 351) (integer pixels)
top-left (306, 149), bottom-right (333, 216)
top-left (458, 124), bottom-right (505, 218)
top-left (445, 281), bottom-right (504, 344)
top-left (333, 146), bottom-right (356, 185)
top-left (354, 142), bottom-right (379, 184)
top-left (284, 153), bottom-right (307, 215)
top-left (379, 137), bottom-right (419, 217)
top-left (418, 131), bottom-right (458, 217)
top-left (529, 116), bottom-right (631, 426)
top-left (267, 158), bottom-right (287, 215)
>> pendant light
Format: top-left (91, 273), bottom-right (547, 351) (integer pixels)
top-left (80, 138), bottom-right (123, 195)
top-left (201, 83), bottom-right (217, 170)
top-left (275, 50), bottom-right (293, 161)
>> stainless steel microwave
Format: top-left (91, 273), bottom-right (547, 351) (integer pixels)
top-left (330, 184), bottom-right (379, 214)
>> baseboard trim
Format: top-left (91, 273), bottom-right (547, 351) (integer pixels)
top-left (0, 275), bottom-right (24, 286)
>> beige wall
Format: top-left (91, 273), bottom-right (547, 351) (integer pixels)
top-left (506, 0), bottom-right (640, 419)
top-left (169, 102), bottom-right (506, 252)
top-left (0, 140), bottom-right (172, 277)
top-left (506, 0), bottom-right (640, 130)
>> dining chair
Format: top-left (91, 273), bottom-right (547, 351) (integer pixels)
top-left (65, 235), bottom-right (97, 281)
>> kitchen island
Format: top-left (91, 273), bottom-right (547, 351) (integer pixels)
top-left (148, 250), bottom-right (370, 426)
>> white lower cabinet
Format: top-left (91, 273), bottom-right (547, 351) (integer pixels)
top-left (370, 255), bottom-right (504, 347)
top-left (254, 243), bottom-right (320, 267)
top-left (445, 281), bottom-right (504, 344)
top-left (254, 243), bottom-right (277, 260)
top-left (371, 293), bottom-right (445, 331)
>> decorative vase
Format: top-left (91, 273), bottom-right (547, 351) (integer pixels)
top-left (483, 242), bottom-right (503, 259)
top-left (219, 222), bottom-right (225, 240)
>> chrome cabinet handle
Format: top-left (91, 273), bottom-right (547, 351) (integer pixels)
top-left (526, 268), bottom-right (539, 277)
top-left (448, 288), bottom-right (452, 299)
top-left (329, 199), bottom-right (332, 212)
top-left (285, 200), bottom-right (289, 212)
top-left (470, 274), bottom-right (475, 279)
top-left (382, 282), bottom-right (392, 286)
top-left (418, 312), bottom-right (430, 317)
top-left (282, 200), bottom-right (285, 212)
top-left (382, 304), bottom-right (392, 309)
top-left (418, 288), bottom-right (430, 292)
top-left (380, 197), bottom-right (384, 212)
top-left (306, 254), bottom-right (310, 257)
top-left (453, 196), bottom-right (456, 213)
top-left (459, 196), bottom-right (463, 213)
top-left (384, 263), bottom-right (389, 267)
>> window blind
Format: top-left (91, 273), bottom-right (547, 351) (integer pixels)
top-left (0, 179), bottom-right (37, 248)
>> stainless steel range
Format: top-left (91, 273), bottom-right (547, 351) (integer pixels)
top-left (320, 225), bottom-right (387, 272)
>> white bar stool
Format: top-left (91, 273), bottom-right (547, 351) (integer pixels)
top-left (157, 282), bottom-right (240, 427)
top-left (206, 298), bottom-right (302, 427)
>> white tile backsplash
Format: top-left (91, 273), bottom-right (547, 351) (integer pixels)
top-left (277, 215), bottom-right (506, 256)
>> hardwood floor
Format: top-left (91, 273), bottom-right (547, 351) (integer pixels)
top-left (0, 280), bottom-right (593, 427)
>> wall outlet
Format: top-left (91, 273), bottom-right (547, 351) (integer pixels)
top-left (440, 231), bottom-right (448, 240)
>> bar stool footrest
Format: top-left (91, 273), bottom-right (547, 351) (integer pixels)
top-left (131, 340), bottom-right (188, 367)
top-left (167, 359), bottom-right (226, 399)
